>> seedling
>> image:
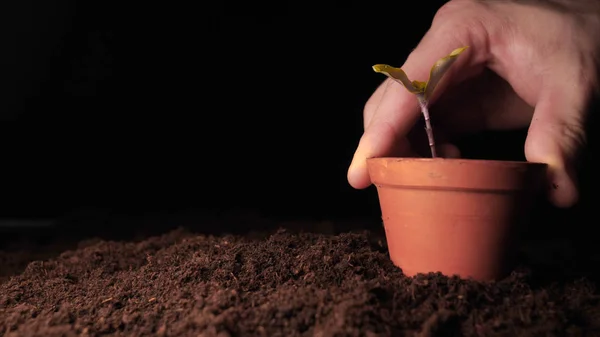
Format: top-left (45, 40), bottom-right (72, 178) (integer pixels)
top-left (372, 46), bottom-right (468, 158)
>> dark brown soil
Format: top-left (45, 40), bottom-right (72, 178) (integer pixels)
top-left (2, 216), bottom-right (600, 337)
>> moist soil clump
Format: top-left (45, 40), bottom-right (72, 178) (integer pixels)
top-left (2, 226), bottom-right (600, 336)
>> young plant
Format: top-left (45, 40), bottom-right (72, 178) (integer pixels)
top-left (372, 46), bottom-right (468, 158)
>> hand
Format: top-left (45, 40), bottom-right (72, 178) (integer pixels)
top-left (347, 0), bottom-right (600, 208)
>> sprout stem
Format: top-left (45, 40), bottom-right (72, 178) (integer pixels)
top-left (417, 95), bottom-right (437, 158)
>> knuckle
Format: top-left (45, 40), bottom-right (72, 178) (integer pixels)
top-left (540, 116), bottom-right (587, 157)
top-left (433, 0), bottom-right (467, 22)
top-left (433, 0), bottom-right (483, 25)
top-left (560, 117), bottom-right (587, 150)
top-left (430, 0), bottom-right (491, 50)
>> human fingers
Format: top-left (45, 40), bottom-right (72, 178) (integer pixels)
top-left (524, 78), bottom-right (591, 208)
top-left (348, 6), bottom-right (490, 189)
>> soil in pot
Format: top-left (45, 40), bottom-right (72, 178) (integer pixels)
top-left (1, 214), bottom-right (600, 336)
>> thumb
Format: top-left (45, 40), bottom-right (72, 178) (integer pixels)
top-left (524, 83), bottom-right (589, 208)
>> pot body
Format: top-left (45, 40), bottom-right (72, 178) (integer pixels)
top-left (367, 157), bottom-right (547, 281)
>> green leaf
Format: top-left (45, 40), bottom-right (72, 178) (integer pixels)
top-left (372, 64), bottom-right (421, 94)
top-left (423, 46), bottom-right (468, 100)
top-left (371, 46), bottom-right (469, 101)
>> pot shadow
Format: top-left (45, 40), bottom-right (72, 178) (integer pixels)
top-left (518, 126), bottom-right (600, 288)
top-left (515, 200), bottom-right (600, 289)
top-left (453, 94), bottom-right (600, 289)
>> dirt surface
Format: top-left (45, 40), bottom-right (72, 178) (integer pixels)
top-left (1, 215), bottom-right (600, 337)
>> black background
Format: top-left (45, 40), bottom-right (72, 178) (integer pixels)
top-left (0, 0), bottom-right (596, 225)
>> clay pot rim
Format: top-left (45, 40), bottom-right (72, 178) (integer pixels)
top-left (367, 157), bottom-right (547, 168)
top-left (367, 157), bottom-right (548, 191)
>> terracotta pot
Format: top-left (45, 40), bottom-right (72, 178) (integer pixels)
top-left (367, 157), bottom-right (547, 281)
